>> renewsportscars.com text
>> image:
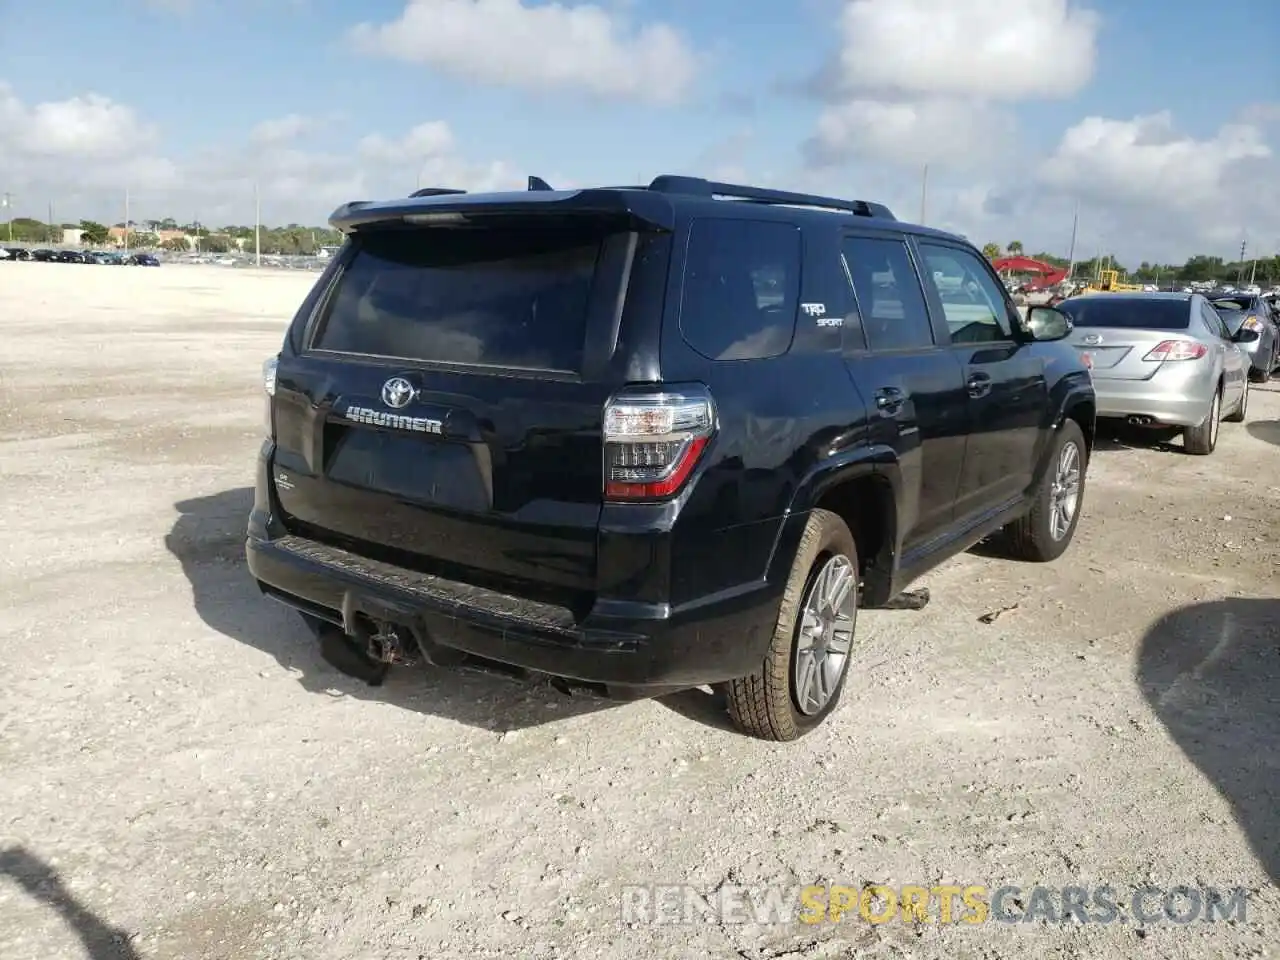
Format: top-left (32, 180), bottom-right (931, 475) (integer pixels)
top-left (619, 883), bottom-right (1250, 927)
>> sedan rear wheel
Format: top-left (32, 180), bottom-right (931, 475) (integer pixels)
top-left (1183, 387), bottom-right (1221, 455)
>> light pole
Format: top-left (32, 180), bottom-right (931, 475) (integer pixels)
top-left (254, 180), bottom-right (261, 267)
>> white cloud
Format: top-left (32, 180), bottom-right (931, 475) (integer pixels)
top-left (357, 121), bottom-right (456, 163)
top-left (806, 0), bottom-right (1099, 173)
top-left (349, 0), bottom-right (699, 104)
top-left (0, 83), bottom-right (156, 160)
top-left (1039, 112), bottom-right (1272, 208)
top-left (0, 83), bottom-right (518, 227)
top-left (1034, 111), bottom-right (1278, 259)
top-left (805, 97), bottom-right (1017, 169)
top-left (830, 0), bottom-right (1099, 101)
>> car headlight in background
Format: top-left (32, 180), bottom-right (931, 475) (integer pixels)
top-left (262, 354), bottom-right (279, 437)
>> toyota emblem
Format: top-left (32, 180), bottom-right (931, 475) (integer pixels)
top-left (381, 377), bottom-right (415, 409)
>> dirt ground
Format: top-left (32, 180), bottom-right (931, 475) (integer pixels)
top-left (0, 262), bottom-right (1276, 960)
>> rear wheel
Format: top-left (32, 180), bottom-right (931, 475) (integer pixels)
top-left (1002, 419), bottom-right (1087, 562)
top-left (1224, 377), bottom-right (1249, 423)
top-left (727, 509), bottom-right (859, 742)
top-left (1183, 386), bottom-right (1221, 455)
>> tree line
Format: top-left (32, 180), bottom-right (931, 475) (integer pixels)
top-left (982, 241), bottom-right (1279, 286)
top-left (0, 217), bottom-right (344, 255)
top-left (3, 217), bottom-right (1276, 282)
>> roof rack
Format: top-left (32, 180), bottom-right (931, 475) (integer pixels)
top-left (409, 187), bottom-right (467, 198)
top-left (646, 175), bottom-right (895, 220)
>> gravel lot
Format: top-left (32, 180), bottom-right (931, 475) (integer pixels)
top-left (1, 262), bottom-right (1277, 960)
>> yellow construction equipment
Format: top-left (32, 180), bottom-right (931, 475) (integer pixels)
top-left (1078, 269), bottom-right (1144, 294)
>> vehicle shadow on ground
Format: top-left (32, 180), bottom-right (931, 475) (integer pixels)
top-left (0, 846), bottom-right (140, 960)
top-left (165, 489), bottom-right (734, 733)
top-left (1137, 598), bottom-right (1279, 884)
top-left (1090, 421), bottom-right (1184, 454)
top-left (1245, 419), bottom-right (1280, 447)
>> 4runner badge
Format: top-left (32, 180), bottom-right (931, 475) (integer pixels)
top-left (342, 404), bottom-right (444, 434)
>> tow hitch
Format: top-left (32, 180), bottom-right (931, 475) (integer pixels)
top-left (356, 618), bottom-right (421, 667)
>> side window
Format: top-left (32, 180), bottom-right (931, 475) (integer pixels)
top-left (680, 218), bottom-right (801, 361)
top-left (1201, 303), bottom-right (1231, 339)
top-left (841, 236), bottom-right (934, 351)
top-left (916, 243), bottom-right (1014, 344)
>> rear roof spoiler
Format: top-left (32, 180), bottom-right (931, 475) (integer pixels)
top-left (333, 173), bottom-right (896, 232)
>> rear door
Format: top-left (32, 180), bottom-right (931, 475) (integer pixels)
top-left (838, 232), bottom-right (968, 555)
top-left (269, 214), bottom-right (648, 599)
top-left (912, 239), bottom-right (1048, 519)
top-left (1059, 297), bottom-right (1199, 379)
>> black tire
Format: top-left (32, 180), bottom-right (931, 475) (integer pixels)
top-left (1183, 386), bottom-right (1221, 455)
top-left (726, 509), bottom-right (859, 742)
top-left (1249, 364), bottom-right (1270, 384)
top-left (1224, 378), bottom-right (1248, 423)
top-left (1002, 419), bottom-right (1088, 563)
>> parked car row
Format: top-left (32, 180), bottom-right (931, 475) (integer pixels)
top-left (1, 247), bottom-right (160, 266)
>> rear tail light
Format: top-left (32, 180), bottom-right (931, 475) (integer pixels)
top-left (262, 354), bottom-right (279, 436)
top-left (603, 388), bottom-right (715, 501)
top-left (1143, 340), bottom-right (1207, 362)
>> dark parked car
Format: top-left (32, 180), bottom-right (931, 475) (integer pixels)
top-left (128, 253), bottom-right (161, 266)
top-left (3, 247), bottom-right (30, 261)
top-left (29, 248), bottom-right (56, 262)
top-left (245, 175), bottom-right (1096, 741)
top-left (1208, 294), bottom-right (1279, 382)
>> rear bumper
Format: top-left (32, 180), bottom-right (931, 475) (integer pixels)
top-left (1091, 376), bottom-right (1214, 426)
top-left (246, 534), bottom-right (778, 688)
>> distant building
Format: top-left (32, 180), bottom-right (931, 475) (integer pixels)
top-left (61, 228), bottom-right (84, 246)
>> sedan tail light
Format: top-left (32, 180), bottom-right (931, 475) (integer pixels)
top-left (1143, 340), bottom-right (1207, 362)
top-left (603, 387), bottom-right (715, 501)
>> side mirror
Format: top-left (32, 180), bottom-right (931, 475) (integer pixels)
top-left (1233, 327), bottom-right (1260, 344)
top-left (1023, 305), bottom-right (1073, 342)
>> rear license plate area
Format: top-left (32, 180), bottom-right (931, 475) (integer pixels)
top-left (326, 427), bottom-right (490, 510)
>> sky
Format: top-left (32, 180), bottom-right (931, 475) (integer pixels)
top-left (0, 0), bottom-right (1277, 264)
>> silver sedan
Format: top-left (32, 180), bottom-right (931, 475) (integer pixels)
top-left (1054, 292), bottom-right (1256, 455)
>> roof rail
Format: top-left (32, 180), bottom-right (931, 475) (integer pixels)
top-left (409, 187), bottom-right (467, 198)
top-left (647, 175), bottom-right (895, 220)
top-left (527, 176), bottom-right (555, 191)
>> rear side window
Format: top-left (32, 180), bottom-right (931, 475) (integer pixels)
top-left (310, 221), bottom-right (611, 372)
top-left (1057, 297), bottom-right (1192, 330)
top-left (680, 218), bottom-right (800, 361)
top-left (841, 236), bottom-right (933, 351)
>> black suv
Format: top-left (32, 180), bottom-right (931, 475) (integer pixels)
top-left (245, 175), bottom-right (1095, 741)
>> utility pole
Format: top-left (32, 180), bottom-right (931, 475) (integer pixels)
top-left (124, 187), bottom-right (130, 255)
top-left (2, 193), bottom-right (12, 242)
top-left (918, 164), bottom-right (928, 225)
top-left (48, 201), bottom-right (54, 245)
top-left (1239, 239), bottom-right (1247, 284)
top-left (254, 180), bottom-right (261, 267)
top-left (1065, 200), bottom-right (1079, 280)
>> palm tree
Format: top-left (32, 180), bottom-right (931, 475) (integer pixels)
top-left (1007, 240), bottom-right (1024, 256)
top-left (982, 242), bottom-right (1002, 261)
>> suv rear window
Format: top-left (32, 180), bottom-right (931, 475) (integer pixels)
top-left (310, 221), bottom-right (611, 372)
top-left (1057, 297), bottom-right (1191, 330)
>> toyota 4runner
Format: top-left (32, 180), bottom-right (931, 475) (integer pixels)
top-left (245, 175), bottom-right (1096, 741)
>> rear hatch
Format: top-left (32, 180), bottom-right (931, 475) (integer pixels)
top-left (269, 204), bottom-right (663, 607)
top-left (1058, 296), bottom-right (1198, 380)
